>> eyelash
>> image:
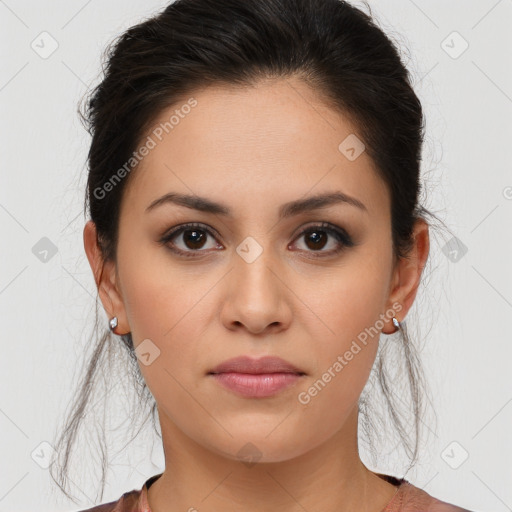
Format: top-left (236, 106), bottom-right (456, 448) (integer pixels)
top-left (158, 221), bottom-right (355, 259)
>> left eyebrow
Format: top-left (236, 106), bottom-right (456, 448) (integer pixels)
top-left (145, 191), bottom-right (368, 217)
top-left (279, 191), bottom-right (368, 217)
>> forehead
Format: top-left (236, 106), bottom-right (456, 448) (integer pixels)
top-left (122, 77), bottom-right (389, 219)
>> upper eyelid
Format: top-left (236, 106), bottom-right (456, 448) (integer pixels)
top-left (162, 221), bottom-right (350, 245)
top-left (162, 222), bottom-right (222, 241)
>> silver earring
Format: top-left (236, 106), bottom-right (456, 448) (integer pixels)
top-left (109, 316), bottom-right (118, 332)
top-left (392, 317), bottom-right (401, 331)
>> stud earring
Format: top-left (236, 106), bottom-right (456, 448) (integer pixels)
top-left (109, 316), bottom-right (118, 332)
top-left (392, 316), bottom-right (401, 333)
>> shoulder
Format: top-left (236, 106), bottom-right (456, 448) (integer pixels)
top-left (397, 481), bottom-right (475, 512)
top-left (75, 488), bottom-right (143, 512)
top-left (73, 472), bottom-right (163, 512)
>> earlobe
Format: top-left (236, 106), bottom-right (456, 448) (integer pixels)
top-left (83, 220), bottom-right (130, 335)
top-left (383, 219), bottom-right (430, 334)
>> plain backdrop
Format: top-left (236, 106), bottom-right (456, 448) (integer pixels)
top-left (1, 1), bottom-right (511, 511)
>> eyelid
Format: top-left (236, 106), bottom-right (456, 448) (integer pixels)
top-left (290, 221), bottom-right (350, 240)
top-left (289, 221), bottom-right (355, 252)
top-left (159, 220), bottom-right (354, 257)
top-left (161, 222), bottom-right (223, 243)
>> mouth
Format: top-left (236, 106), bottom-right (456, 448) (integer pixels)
top-left (208, 355), bottom-right (306, 375)
top-left (207, 355), bottom-right (306, 398)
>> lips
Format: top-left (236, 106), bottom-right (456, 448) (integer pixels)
top-left (208, 355), bottom-right (306, 398)
top-left (208, 355), bottom-right (305, 375)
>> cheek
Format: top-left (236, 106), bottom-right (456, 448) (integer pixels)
top-left (118, 240), bottom-right (198, 340)
top-left (120, 267), bottom-right (213, 421)
top-left (117, 250), bottom-right (217, 381)
top-left (301, 259), bottom-right (389, 347)
top-left (295, 249), bottom-right (391, 393)
top-left (292, 276), bottom-right (385, 434)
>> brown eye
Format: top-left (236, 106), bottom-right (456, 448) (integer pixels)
top-left (303, 229), bottom-right (329, 251)
top-left (291, 222), bottom-right (355, 257)
top-left (159, 223), bottom-right (223, 257)
top-left (181, 228), bottom-right (207, 250)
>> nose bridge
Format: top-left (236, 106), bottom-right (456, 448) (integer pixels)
top-left (218, 223), bottom-right (295, 334)
top-left (233, 234), bottom-right (278, 287)
top-left (230, 233), bottom-right (285, 309)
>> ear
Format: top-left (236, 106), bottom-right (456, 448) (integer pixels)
top-left (382, 218), bottom-right (430, 334)
top-left (83, 220), bottom-right (130, 335)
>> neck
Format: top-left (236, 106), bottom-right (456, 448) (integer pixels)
top-left (147, 406), bottom-right (398, 512)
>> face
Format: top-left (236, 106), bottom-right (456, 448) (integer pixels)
top-left (86, 76), bottom-right (427, 464)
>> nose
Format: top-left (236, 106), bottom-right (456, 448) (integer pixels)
top-left (219, 241), bottom-right (292, 335)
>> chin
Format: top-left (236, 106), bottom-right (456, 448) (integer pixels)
top-left (203, 430), bottom-right (314, 465)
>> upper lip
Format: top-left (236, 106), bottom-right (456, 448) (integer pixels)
top-left (209, 356), bottom-right (305, 375)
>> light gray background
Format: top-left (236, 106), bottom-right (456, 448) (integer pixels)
top-left (1, 1), bottom-right (511, 511)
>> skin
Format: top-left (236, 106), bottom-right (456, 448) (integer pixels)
top-left (84, 76), bottom-right (429, 512)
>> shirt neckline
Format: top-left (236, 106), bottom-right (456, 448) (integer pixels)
top-left (140, 472), bottom-right (408, 512)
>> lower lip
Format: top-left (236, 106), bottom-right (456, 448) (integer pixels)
top-left (210, 372), bottom-right (303, 398)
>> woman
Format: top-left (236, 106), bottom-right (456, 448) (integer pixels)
top-left (50, 0), bottom-right (475, 510)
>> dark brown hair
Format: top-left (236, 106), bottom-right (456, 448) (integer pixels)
top-left (50, 0), bottom-right (448, 504)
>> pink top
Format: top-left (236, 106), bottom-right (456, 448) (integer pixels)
top-left (78, 472), bottom-right (474, 511)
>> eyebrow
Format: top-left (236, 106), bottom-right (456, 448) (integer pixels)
top-left (145, 190), bottom-right (368, 218)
